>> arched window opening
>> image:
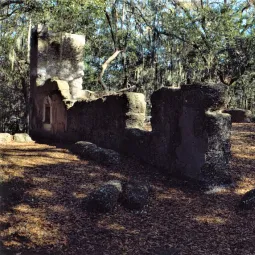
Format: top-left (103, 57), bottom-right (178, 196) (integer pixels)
top-left (43, 96), bottom-right (52, 124)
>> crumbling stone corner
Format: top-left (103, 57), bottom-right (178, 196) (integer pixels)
top-left (123, 83), bottom-right (232, 185)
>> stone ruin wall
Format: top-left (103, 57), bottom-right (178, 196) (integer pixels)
top-left (123, 84), bottom-right (231, 184)
top-left (30, 24), bottom-right (86, 99)
top-left (30, 80), bottom-right (232, 185)
top-left (29, 28), bottom-right (231, 185)
top-left (223, 108), bottom-right (252, 123)
top-left (31, 80), bottom-right (68, 136)
top-left (30, 25), bottom-right (89, 136)
top-left (67, 93), bottom-right (146, 150)
top-left (66, 83), bottom-right (231, 185)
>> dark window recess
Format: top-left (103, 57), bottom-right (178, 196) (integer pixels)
top-left (45, 105), bottom-right (51, 124)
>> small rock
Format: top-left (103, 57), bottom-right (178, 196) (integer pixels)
top-left (71, 141), bottom-right (121, 166)
top-left (96, 147), bottom-right (121, 166)
top-left (0, 133), bottom-right (13, 143)
top-left (83, 181), bottom-right (122, 213)
top-left (223, 108), bottom-right (252, 123)
top-left (239, 189), bottom-right (255, 210)
top-left (121, 182), bottom-right (150, 210)
top-left (13, 133), bottom-right (33, 143)
top-left (105, 180), bottom-right (122, 192)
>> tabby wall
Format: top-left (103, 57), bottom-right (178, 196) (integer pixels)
top-left (30, 24), bottom-right (86, 100)
top-left (67, 93), bottom-right (146, 150)
top-left (123, 83), bottom-right (231, 184)
top-left (29, 26), bottom-right (231, 184)
top-left (30, 80), bottom-right (69, 138)
top-left (30, 82), bottom-right (231, 185)
top-left (66, 83), bottom-right (231, 185)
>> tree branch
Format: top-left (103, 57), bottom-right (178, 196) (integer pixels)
top-left (98, 50), bottom-right (122, 91)
top-left (0, 0), bottom-right (24, 8)
top-left (173, 0), bottom-right (211, 49)
top-left (105, 10), bottom-right (117, 50)
top-left (126, 1), bottom-right (188, 43)
top-left (0, 7), bottom-right (19, 20)
top-left (116, 85), bottom-right (136, 93)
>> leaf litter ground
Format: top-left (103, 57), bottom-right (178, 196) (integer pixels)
top-left (0, 123), bottom-right (255, 255)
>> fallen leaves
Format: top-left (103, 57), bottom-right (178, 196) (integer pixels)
top-left (0, 123), bottom-right (255, 255)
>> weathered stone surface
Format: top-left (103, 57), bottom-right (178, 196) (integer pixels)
top-left (181, 82), bottom-right (227, 110)
top-left (202, 111), bottom-right (232, 184)
top-left (30, 25), bottom-right (93, 119)
top-left (122, 128), bottom-right (151, 160)
top-left (175, 107), bottom-right (208, 180)
top-left (177, 85), bottom-right (230, 184)
top-left (13, 133), bottom-right (33, 143)
top-left (0, 133), bottom-right (13, 143)
top-left (121, 182), bottom-right (150, 210)
top-left (67, 92), bottom-right (146, 149)
top-left (105, 180), bottom-right (123, 192)
top-left (53, 80), bottom-right (72, 99)
top-left (31, 26), bottom-right (85, 98)
top-left (122, 128), bottom-right (165, 168)
top-left (223, 108), bottom-right (252, 123)
top-left (34, 79), bottom-right (71, 100)
top-left (151, 87), bottom-right (182, 134)
top-left (31, 71), bottom-right (231, 186)
top-left (69, 77), bottom-right (83, 98)
top-left (30, 79), bottom-right (68, 137)
top-left (71, 141), bottom-right (121, 166)
top-left (123, 83), bottom-right (231, 185)
top-left (126, 112), bottom-right (145, 129)
top-left (239, 189), bottom-right (255, 210)
top-left (83, 181), bottom-right (122, 213)
top-left (79, 90), bottom-right (96, 100)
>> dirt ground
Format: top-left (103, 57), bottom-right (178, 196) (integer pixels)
top-left (0, 123), bottom-right (255, 255)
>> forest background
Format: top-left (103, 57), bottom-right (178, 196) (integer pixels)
top-left (0, 0), bottom-right (254, 133)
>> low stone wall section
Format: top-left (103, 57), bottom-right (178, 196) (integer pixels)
top-left (223, 108), bottom-right (252, 123)
top-left (67, 93), bottom-right (146, 150)
top-left (67, 83), bottom-right (231, 185)
top-left (121, 83), bottom-right (231, 184)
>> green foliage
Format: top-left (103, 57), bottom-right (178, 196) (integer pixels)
top-left (0, 0), bottom-right (254, 132)
top-left (0, 0), bottom-right (105, 131)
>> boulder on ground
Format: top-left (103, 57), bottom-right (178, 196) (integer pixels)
top-left (71, 141), bottom-right (97, 155)
top-left (83, 180), bottom-right (122, 213)
top-left (71, 141), bottom-right (121, 166)
top-left (121, 182), bottom-right (150, 210)
top-left (13, 133), bottom-right (33, 143)
top-left (0, 133), bottom-right (13, 143)
top-left (223, 108), bottom-right (252, 123)
top-left (105, 180), bottom-right (123, 192)
top-left (239, 189), bottom-right (255, 210)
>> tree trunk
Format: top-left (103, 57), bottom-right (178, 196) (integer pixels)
top-left (21, 77), bottom-right (29, 133)
top-left (98, 50), bottom-right (122, 91)
top-left (122, 51), bottom-right (128, 88)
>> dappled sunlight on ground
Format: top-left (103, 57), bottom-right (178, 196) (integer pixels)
top-left (0, 144), bottom-right (77, 170)
top-left (194, 215), bottom-right (227, 225)
top-left (1, 203), bottom-right (64, 249)
top-left (0, 123), bottom-right (255, 255)
top-left (230, 123), bottom-right (255, 196)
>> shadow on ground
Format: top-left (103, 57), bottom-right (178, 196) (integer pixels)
top-left (0, 123), bottom-right (254, 255)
